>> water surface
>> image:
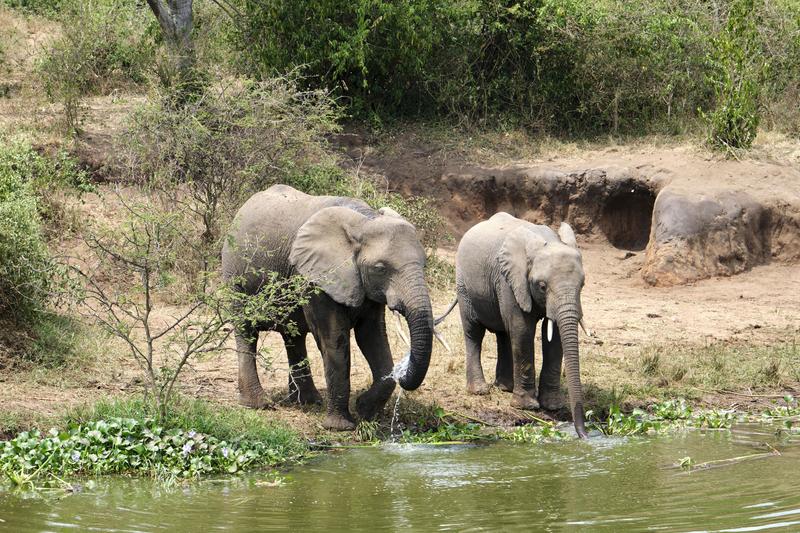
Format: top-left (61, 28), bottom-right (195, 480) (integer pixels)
top-left (1, 423), bottom-right (798, 532)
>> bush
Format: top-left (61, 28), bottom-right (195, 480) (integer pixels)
top-left (121, 77), bottom-right (341, 245)
top-left (38, 0), bottom-right (156, 131)
top-left (704, 0), bottom-right (765, 150)
top-left (1, 0), bottom-right (63, 15)
top-left (0, 141), bottom-right (56, 318)
top-left (232, 0), bottom-right (799, 137)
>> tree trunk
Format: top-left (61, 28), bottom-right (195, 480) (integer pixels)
top-left (145, 0), bottom-right (199, 99)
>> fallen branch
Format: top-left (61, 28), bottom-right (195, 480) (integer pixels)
top-left (672, 447), bottom-right (781, 473)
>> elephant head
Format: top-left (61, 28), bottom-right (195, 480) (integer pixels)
top-left (289, 206), bottom-right (433, 391)
top-left (498, 222), bottom-right (588, 438)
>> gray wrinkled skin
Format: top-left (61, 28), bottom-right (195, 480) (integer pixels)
top-left (455, 212), bottom-right (588, 438)
top-left (222, 185), bottom-right (433, 431)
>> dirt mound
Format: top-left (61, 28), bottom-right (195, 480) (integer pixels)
top-left (356, 140), bottom-right (800, 286)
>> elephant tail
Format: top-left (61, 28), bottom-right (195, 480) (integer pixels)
top-left (434, 298), bottom-right (458, 326)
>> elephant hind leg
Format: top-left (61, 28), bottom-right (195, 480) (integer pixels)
top-left (281, 330), bottom-right (322, 406)
top-left (495, 332), bottom-right (514, 392)
top-left (236, 326), bottom-right (270, 410)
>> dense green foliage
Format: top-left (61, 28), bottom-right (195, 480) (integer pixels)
top-left (233, 0), bottom-right (799, 137)
top-left (0, 141), bottom-right (58, 318)
top-left (0, 418), bottom-right (305, 487)
top-left (704, 0), bottom-right (764, 149)
top-left (0, 397), bottom-right (307, 488)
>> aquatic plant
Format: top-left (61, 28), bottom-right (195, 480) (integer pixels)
top-left (400, 421), bottom-right (486, 444)
top-left (589, 399), bottom-right (737, 436)
top-left (0, 417), bottom-right (307, 488)
top-left (652, 399), bottom-right (693, 421)
top-left (502, 424), bottom-right (568, 443)
top-left (692, 409), bottom-right (737, 429)
top-left (761, 396), bottom-right (800, 419)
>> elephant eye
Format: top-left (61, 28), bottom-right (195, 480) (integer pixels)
top-left (373, 262), bottom-right (387, 272)
top-left (537, 281), bottom-right (547, 291)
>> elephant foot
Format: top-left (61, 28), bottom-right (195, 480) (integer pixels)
top-left (238, 390), bottom-right (273, 410)
top-left (288, 383), bottom-right (323, 406)
top-left (356, 383), bottom-right (394, 420)
top-left (323, 413), bottom-right (357, 431)
top-left (538, 389), bottom-right (563, 411)
top-left (467, 379), bottom-right (491, 395)
top-left (511, 393), bottom-right (540, 410)
top-left (494, 378), bottom-right (514, 393)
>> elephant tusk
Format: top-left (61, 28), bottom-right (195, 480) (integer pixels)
top-left (579, 318), bottom-right (592, 337)
top-left (434, 328), bottom-right (451, 353)
top-left (392, 311), bottom-right (410, 346)
top-left (546, 319), bottom-right (554, 343)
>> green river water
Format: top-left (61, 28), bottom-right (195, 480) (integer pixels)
top-left (1, 423), bottom-right (798, 532)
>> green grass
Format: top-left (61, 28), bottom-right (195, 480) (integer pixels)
top-left (633, 341), bottom-right (800, 392)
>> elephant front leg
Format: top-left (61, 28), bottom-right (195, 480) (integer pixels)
top-left (306, 299), bottom-right (356, 431)
top-left (353, 307), bottom-right (396, 420)
top-left (236, 327), bottom-right (270, 409)
top-left (508, 322), bottom-right (539, 410)
top-left (495, 332), bottom-right (514, 392)
top-left (539, 318), bottom-right (564, 411)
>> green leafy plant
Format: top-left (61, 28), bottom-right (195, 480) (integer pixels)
top-left (652, 398), bottom-right (693, 421)
top-left (0, 142), bottom-right (58, 319)
top-left (703, 0), bottom-right (765, 151)
top-left (0, 416), bottom-right (307, 487)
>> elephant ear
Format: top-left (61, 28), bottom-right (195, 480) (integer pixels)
top-left (290, 206), bottom-right (366, 307)
top-left (558, 222), bottom-right (579, 250)
top-left (497, 227), bottom-right (546, 313)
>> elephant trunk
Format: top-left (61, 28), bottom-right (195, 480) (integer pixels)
top-left (395, 271), bottom-right (434, 391)
top-left (555, 299), bottom-right (588, 439)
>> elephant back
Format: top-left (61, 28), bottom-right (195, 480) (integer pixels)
top-left (221, 185), bottom-right (373, 292)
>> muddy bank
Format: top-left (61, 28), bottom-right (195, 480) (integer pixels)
top-left (353, 141), bottom-right (800, 286)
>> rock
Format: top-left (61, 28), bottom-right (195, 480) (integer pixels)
top-left (641, 189), bottom-right (800, 286)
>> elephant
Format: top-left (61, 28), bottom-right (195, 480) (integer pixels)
top-left (221, 184), bottom-right (434, 431)
top-left (451, 212), bottom-right (589, 438)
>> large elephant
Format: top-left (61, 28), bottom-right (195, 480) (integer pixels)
top-left (453, 212), bottom-right (589, 438)
top-left (221, 184), bottom-right (434, 431)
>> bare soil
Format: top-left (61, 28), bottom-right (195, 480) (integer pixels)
top-left (1, 230), bottom-right (797, 438)
top-left (1, 5), bottom-right (798, 435)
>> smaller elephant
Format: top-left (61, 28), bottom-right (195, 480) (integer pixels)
top-left (451, 212), bottom-right (589, 438)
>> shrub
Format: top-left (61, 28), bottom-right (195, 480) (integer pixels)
top-left (1, 0), bottom-right (63, 15)
top-left (232, 0), bottom-right (798, 137)
top-left (704, 0), bottom-right (765, 151)
top-left (73, 189), bottom-right (315, 419)
top-left (0, 141), bottom-right (56, 318)
top-left (38, 0), bottom-right (155, 131)
top-left (121, 77), bottom-right (341, 245)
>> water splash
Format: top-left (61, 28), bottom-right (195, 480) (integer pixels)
top-left (389, 390), bottom-right (404, 440)
top-left (384, 350), bottom-right (411, 382)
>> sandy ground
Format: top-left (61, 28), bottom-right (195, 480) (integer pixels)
top-left (2, 236), bottom-right (797, 438)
